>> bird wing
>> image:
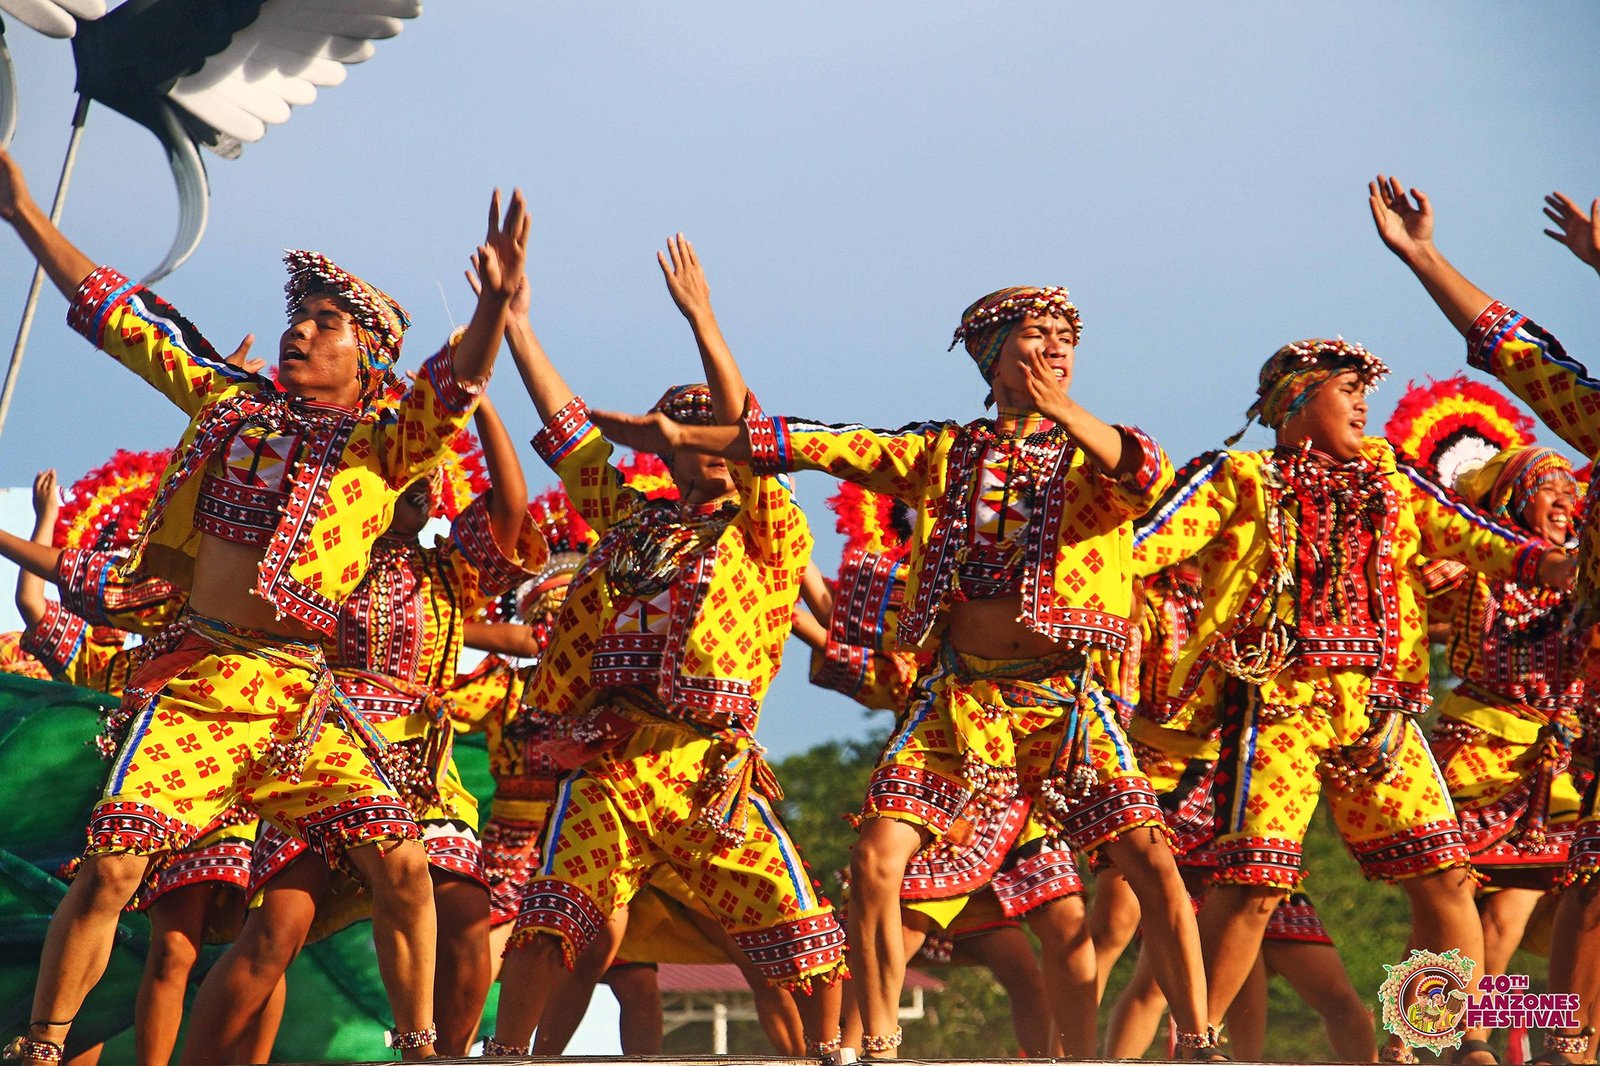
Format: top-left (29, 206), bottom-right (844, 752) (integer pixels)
top-left (0, 0), bottom-right (105, 39)
top-left (165, 0), bottom-right (420, 151)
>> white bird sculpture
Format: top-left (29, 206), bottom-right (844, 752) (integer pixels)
top-left (0, 0), bottom-right (420, 440)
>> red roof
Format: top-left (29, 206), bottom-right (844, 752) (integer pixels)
top-left (658, 963), bottom-right (943, 994)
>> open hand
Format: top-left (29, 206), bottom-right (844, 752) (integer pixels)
top-left (473, 188), bottom-right (530, 303)
top-left (31, 469), bottom-right (58, 518)
top-left (1369, 175), bottom-right (1434, 261)
top-left (222, 334), bottom-right (266, 375)
top-left (589, 408), bottom-right (681, 455)
top-left (1543, 191), bottom-right (1600, 270)
top-left (658, 233), bottom-right (713, 322)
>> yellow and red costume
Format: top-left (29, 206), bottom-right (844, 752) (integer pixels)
top-left (1464, 302), bottom-right (1600, 883)
top-left (66, 259), bottom-right (480, 869)
top-left (508, 392), bottom-right (844, 991)
top-left (250, 489), bottom-right (543, 898)
top-left (1133, 435), bottom-right (1553, 889)
top-left (810, 546), bottom-right (1083, 927)
top-left (744, 399), bottom-right (1174, 856)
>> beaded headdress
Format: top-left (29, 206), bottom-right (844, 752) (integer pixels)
top-left (949, 286), bottom-right (1081, 385)
top-left (55, 448), bottom-right (173, 552)
top-left (1455, 446), bottom-right (1576, 528)
top-left (649, 383), bottom-right (717, 426)
top-left (1228, 337), bottom-right (1390, 444)
top-left (283, 249), bottom-right (411, 397)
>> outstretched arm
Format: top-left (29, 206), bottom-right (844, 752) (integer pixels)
top-left (1017, 349), bottom-right (1141, 478)
top-left (491, 259), bottom-right (578, 425)
top-left (658, 234), bottom-right (746, 423)
top-left (1543, 191), bottom-right (1600, 276)
top-left (472, 392), bottom-right (528, 553)
top-left (463, 621), bottom-right (543, 659)
top-left (452, 189), bottom-right (530, 387)
top-left (13, 471), bottom-right (60, 628)
top-left (0, 148), bottom-right (95, 299)
top-left (1369, 174), bottom-right (1492, 335)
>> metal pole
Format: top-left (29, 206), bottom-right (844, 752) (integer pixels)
top-left (0, 93), bottom-right (92, 443)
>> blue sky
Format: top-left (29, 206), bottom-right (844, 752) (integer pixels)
top-left (1, 2), bottom-right (1598, 757)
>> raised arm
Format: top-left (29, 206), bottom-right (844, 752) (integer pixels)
top-left (0, 148), bottom-right (95, 299)
top-left (658, 234), bottom-right (745, 423)
top-left (1369, 174), bottom-right (1493, 335)
top-left (12, 471), bottom-right (60, 628)
top-left (495, 263), bottom-right (578, 425)
top-left (1017, 347), bottom-right (1144, 479)
top-left (473, 392), bottom-right (528, 553)
top-left (451, 189), bottom-right (529, 389)
top-left (1543, 191), bottom-right (1600, 277)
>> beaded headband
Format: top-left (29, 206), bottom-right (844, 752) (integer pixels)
top-left (1228, 337), bottom-right (1390, 444)
top-left (1455, 446), bottom-right (1575, 527)
top-left (283, 249), bottom-right (411, 393)
top-left (649, 383), bottom-right (717, 426)
top-left (949, 286), bottom-right (1081, 385)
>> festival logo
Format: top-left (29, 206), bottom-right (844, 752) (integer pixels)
top-left (1379, 949), bottom-right (1583, 1055)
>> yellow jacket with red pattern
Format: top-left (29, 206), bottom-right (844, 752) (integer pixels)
top-left (1132, 438), bottom-right (1552, 721)
top-left (522, 396), bottom-right (811, 730)
top-left (744, 409), bottom-right (1173, 653)
top-left (67, 267), bottom-right (481, 634)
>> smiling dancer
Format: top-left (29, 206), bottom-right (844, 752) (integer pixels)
top-left (1372, 173), bottom-right (1600, 1062)
top-left (0, 144), bottom-right (526, 1063)
top-left (592, 284), bottom-right (1213, 1058)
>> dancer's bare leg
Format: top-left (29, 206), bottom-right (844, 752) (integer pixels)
top-left (1547, 880), bottom-right (1600, 1062)
top-left (178, 857), bottom-right (325, 1066)
top-left (604, 965), bottom-right (664, 1055)
top-left (1104, 943), bottom-right (1166, 1058)
top-left (431, 869), bottom-right (492, 1056)
top-left (24, 853), bottom-right (154, 1063)
top-left (1195, 883), bottom-right (1281, 1030)
top-left (1224, 954), bottom-right (1269, 1061)
top-left (1402, 867), bottom-right (1491, 1065)
top-left (490, 933), bottom-right (566, 1054)
top-left (135, 883), bottom-right (215, 1066)
top-left (1089, 868), bottom-right (1141, 1001)
top-left (1263, 940), bottom-right (1376, 1061)
top-left (344, 840), bottom-right (439, 1060)
top-left (531, 908), bottom-right (626, 1054)
top-left (1026, 895), bottom-right (1098, 1057)
top-left (682, 902), bottom-right (805, 1054)
top-left (1463, 886), bottom-right (1541, 1047)
top-left (849, 817), bottom-right (930, 1056)
top-left (956, 925), bottom-right (1052, 1056)
top-left (1100, 828), bottom-right (1208, 1040)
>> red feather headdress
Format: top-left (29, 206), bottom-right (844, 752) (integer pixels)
top-left (54, 449), bottom-right (173, 552)
top-left (1384, 374), bottom-right (1536, 487)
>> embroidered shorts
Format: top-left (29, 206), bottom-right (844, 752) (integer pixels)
top-left (1428, 700), bottom-right (1580, 886)
top-left (507, 718), bottom-right (845, 990)
top-left (905, 807), bottom-right (1083, 929)
top-left (1209, 675), bottom-right (1470, 889)
top-left (89, 625), bottom-right (418, 873)
top-left (1565, 773), bottom-right (1600, 887)
top-left (137, 815), bottom-right (257, 909)
top-left (483, 797), bottom-right (549, 928)
top-left (864, 649), bottom-right (1166, 854)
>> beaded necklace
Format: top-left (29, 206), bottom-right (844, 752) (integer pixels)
top-left (605, 494), bottom-right (740, 599)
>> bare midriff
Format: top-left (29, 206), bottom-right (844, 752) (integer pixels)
top-left (188, 534), bottom-right (324, 642)
top-left (947, 594), bottom-right (1068, 660)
